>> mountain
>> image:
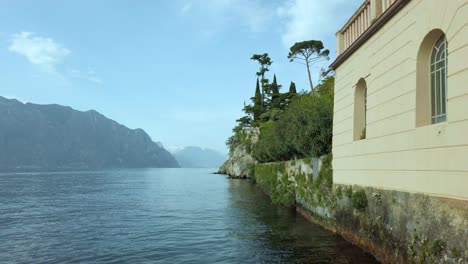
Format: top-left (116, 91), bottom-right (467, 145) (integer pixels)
top-left (173, 146), bottom-right (227, 168)
top-left (0, 96), bottom-right (179, 172)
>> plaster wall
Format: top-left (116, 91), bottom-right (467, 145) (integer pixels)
top-left (333, 0), bottom-right (468, 199)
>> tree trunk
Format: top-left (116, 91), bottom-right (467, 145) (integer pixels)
top-left (260, 75), bottom-right (265, 111)
top-left (306, 61), bottom-right (314, 91)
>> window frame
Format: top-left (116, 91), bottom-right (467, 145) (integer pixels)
top-left (430, 35), bottom-right (448, 124)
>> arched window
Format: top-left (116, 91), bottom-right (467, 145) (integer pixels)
top-left (416, 29), bottom-right (448, 127)
top-left (354, 78), bottom-right (367, 141)
top-left (430, 35), bottom-right (448, 124)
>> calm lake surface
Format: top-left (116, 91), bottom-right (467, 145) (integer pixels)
top-left (0, 168), bottom-right (379, 263)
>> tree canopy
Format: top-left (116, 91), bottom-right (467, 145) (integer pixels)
top-left (289, 81), bottom-right (297, 95)
top-left (288, 40), bottom-right (330, 91)
top-left (252, 76), bottom-right (335, 162)
top-left (227, 43), bottom-right (334, 162)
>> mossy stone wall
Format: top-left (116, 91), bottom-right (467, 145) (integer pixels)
top-left (253, 155), bottom-right (467, 264)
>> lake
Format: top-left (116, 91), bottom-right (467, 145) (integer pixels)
top-left (0, 168), bottom-right (378, 263)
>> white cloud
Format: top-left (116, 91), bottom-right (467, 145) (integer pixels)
top-left (9, 32), bottom-right (70, 73)
top-left (8, 31), bottom-right (103, 85)
top-left (277, 0), bottom-right (362, 48)
top-left (182, 0), bottom-right (361, 44)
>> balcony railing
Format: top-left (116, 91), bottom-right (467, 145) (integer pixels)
top-left (382, 0), bottom-right (398, 12)
top-left (336, 0), bottom-right (399, 55)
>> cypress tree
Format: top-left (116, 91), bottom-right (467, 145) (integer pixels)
top-left (255, 78), bottom-right (261, 102)
top-left (272, 75), bottom-right (280, 95)
top-left (271, 74), bottom-right (280, 109)
top-left (253, 78), bottom-right (263, 121)
top-left (289, 81), bottom-right (297, 95)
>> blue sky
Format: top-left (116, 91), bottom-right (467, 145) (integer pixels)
top-left (0, 0), bottom-right (361, 154)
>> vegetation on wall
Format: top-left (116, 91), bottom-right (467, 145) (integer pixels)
top-left (254, 162), bottom-right (295, 206)
top-left (253, 154), bottom-right (334, 208)
top-left (351, 190), bottom-right (368, 211)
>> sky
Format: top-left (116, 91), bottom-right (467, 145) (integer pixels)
top-left (0, 0), bottom-right (362, 154)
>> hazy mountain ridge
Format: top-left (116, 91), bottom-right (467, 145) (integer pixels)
top-left (0, 96), bottom-right (179, 171)
top-left (173, 146), bottom-right (227, 168)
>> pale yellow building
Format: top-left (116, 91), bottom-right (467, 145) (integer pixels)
top-left (330, 0), bottom-right (468, 200)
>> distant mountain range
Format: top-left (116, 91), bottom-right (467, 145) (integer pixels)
top-left (173, 146), bottom-right (227, 168)
top-left (0, 96), bottom-right (179, 172)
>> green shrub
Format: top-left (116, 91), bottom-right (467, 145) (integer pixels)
top-left (252, 77), bottom-right (334, 162)
top-left (254, 163), bottom-right (295, 206)
top-left (450, 247), bottom-right (461, 258)
top-left (247, 163), bottom-right (255, 178)
top-left (226, 126), bottom-right (254, 153)
top-left (409, 231), bottom-right (448, 264)
top-left (351, 190), bottom-right (368, 211)
top-left (335, 186), bottom-right (343, 199)
top-left (345, 185), bottom-right (353, 198)
top-left (313, 153), bottom-right (333, 190)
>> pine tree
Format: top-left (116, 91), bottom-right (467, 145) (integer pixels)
top-left (288, 40), bottom-right (329, 91)
top-left (250, 53), bottom-right (272, 106)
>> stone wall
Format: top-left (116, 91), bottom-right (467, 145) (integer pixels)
top-left (252, 156), bottom-right (468, 264)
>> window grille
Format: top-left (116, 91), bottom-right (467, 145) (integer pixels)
top-left (430, 35), bottom-right (448, 124)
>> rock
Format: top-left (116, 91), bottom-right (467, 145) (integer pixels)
top-left (218, 128), bottom-right (258, 178)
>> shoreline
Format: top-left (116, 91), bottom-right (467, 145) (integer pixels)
top-left (219, 173), bottom-right (384, 263)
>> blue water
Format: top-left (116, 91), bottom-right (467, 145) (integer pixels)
top-left (0, 168), bottom-right (378, 263)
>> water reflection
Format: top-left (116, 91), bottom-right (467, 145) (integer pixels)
top-left (226, 178), bottom-right (378, 263)
top-left (0, 169), bottom-right (378, 263)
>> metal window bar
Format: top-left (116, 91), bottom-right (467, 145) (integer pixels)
top-left (430, 35), bottom-right (448, 124)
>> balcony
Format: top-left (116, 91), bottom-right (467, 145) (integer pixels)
top-left (336, 0), bottom-right (399, 55)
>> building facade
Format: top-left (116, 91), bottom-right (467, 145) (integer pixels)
top-left (330, 0), bottom-right (468, 200)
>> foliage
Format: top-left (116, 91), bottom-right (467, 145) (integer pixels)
top-left (311, 153), bottom-right (337, 209)
top-left (336, 186), bottom-right (343, 199)
top-left (289, 81), bottom-right (297, 95)
top-left (345, 185), bottom-right (354, 199)
top-left (228, 42), bottom-right (333, 163)
top-left (225, 126), bottom-right (254, 154)
top-left (371, 191), bottom-right (382, 205)
top-left (252, 77), bottom-right (335, 162)
top-left (254, 163), bottom-right (295, 206)
top-left (236, 115), bottom-right (251, 128)
top-left (288, 40), bottom-right (330, 91)
top-left (236, 53), bottom-right (287, 126)
top-left (251, 53), bottom-right (272, 99)
top-left (270, 74), bottom-right (281, 109)
top-left (409, 231), bottom-right (448, 264)
top-left (253, 78), bottom-right (263, 121)
top-left (351, 190), bottom-right (368, 212)
top-left (313, 153), bottom-right (333, 190)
